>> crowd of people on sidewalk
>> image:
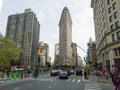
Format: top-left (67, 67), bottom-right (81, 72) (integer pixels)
top-left (90, 68), bottom-right (120, 90)
top-left (110, 67), bottom-right (120, 90)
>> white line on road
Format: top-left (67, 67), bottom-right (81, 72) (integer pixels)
top-left (48, 86), bottom-right (52, 88)
top-left (28, 83), bottom-right (32, 86)
top-left (72, 79), bottom-right (75, 82)
top-left (85, 83), bottom-right (101, 90)
top-left (77, 79), bottom-right (81, 83)
top-left (14, 87), bottom-right (20, 90)
top-left (67, 79), bottom-right (71, 82)
top-left (85, 89), bottom-right (98, 90)
top-left (50, 79), bottom-right (55, 81)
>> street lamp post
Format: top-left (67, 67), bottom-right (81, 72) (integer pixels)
top-left (76, 45), bottom-right (87, 54)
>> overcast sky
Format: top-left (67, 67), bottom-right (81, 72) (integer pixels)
top-left (0, 0), bottom-right (95, 63)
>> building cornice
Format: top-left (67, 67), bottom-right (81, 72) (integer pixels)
top-left (59, 7), bottom-right (72, 26)
top-left (97, 40), bottom-right (120, 57)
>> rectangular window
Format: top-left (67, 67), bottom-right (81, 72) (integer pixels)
top-left (111, 24), bottom-right (116, 30)
top-left (114, 48), bottom-right (118, 56)
top-left (107, 0), bottom-right (111, 5)
top-left (118, 47), bottom-right (120, 56)
top-left (108, 7), bottom-right (112, 13)
top-left (113, 2), bottom-right (116, 10)
top-left (117, 31), bottom-right (120, 40)
top-left (114, 12), bottom-right (118, 19)
top-left (109, 15), bottom-right (113, 22)
top-left (112, 34), bottom-right (115, 42)
top-left (115, 21), bottom-right (120, 28)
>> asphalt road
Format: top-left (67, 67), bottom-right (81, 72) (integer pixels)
top-left (0, 74), bottom-right (115, 90)
top-left (0, 74), bottom-right (84, 90)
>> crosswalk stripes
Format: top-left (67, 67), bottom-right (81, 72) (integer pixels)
top-left (67, 79), bottom-right (71, 82)
top-left (31, 78), bottom-right (81, 83)
top-left (67, 79), bottom-right (81, 83)
top-left (35, 78), bottom-right (56, 82)
top-left (84, 83), bottom-right (101, 90)
top-left (0, 78), bottom-right (82, 86)
top-left (77, 79), bottom-right (80, 83)
top-left (72, 79), bottom-right (75, 82)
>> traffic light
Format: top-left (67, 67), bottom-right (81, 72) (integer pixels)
top-left (86, 63), bottom-right (90, 68)
top-left (38, 47), bottom-right (43, 53)
top-left (86, 63), bottom-right (88, 68)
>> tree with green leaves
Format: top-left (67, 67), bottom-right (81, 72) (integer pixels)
top-left (0, 33), bottom-right (21, 70)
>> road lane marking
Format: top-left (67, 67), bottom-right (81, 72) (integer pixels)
top-left (77, 79), bottom-right (80, 83)
top-left (36, 78), bottom-right (56, 82)
top-left (67, 79), bottom-right (71, 82)
top-left (28, 83), bottom-right (32, 86)
top-left (85, 83), bottom-right (101, 90)
top-left (85, 89), bottom-right (98, 90)
top-left (48, 86), bottom-right (52, 88)
top-left (14, 87), bottom-right (20, 90)
top-left (72, 79), bottom-right (75, 82)
top-left (50, 79), bottom-right (55, 81)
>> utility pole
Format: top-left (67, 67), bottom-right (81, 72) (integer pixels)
top-left (76, 44), bottom-right (87, 64)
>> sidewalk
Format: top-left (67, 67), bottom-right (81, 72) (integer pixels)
top-left (90, 75), bottom-right (115, 90)
top-left (0, 71), bottom-right (50, 84)
top-left (91, 75), bottom-right (112, 84)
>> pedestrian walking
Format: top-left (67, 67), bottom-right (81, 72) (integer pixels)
top-left (20, 71), bottom-right (23, 79)
top-left (34, 69), bottom-right (39, 78)
top-left (110, 71), bottom-right (114, 83)
top-left (7, 70), bottom-right (10, 79)
top-left (112, 67), bottom-right (120, 90)
top-left (105, 71), bottom-right (110, 80)
top-left (84, 70), bottom-right (88, 79)
top-left (101, 69), bottom-right (105, 77)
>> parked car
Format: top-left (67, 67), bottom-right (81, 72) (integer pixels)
top-left (59, 71), bottom-right (68, 79)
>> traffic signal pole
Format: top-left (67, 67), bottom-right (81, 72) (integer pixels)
top-left (76, 45), bottom-right (87, 54)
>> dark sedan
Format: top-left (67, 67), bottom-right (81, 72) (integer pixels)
top-left (76, 69), bottom-right (83, 76)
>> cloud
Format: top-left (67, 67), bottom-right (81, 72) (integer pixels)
top-left (0, 0), bottom-right (3, 12)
